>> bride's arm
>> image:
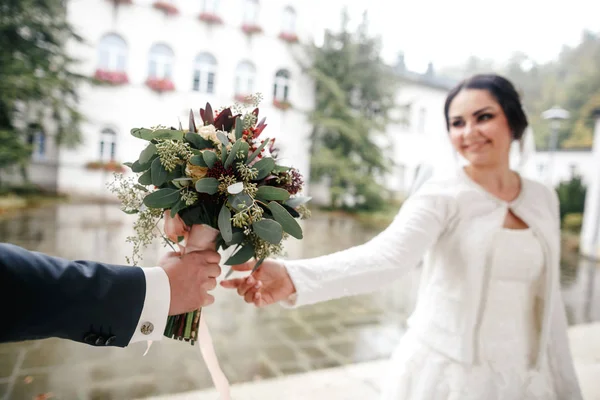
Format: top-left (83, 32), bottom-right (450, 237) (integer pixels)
top-left (282, 184), bottom-right (458, 307)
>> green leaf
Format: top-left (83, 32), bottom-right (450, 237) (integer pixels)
top-left (139, 143), bottom-right (157, 165)
top-left (143, 188), bottom-right (180, 209)
top-left (256, 186), bottom-right (290, 202)
top-left (285, 196), bottom-right (312, 208)
top-left (138, 169), bottom-right (152, 185)
top-left (268, 201), bottom-right (303, 239)
top-left (253, 157), bottom-right (275, 180)
top-left (229, 192), bottom-right (253, 211)
top-left (131, 128), bottom-right (153, 140)
top-left (131, 160), bottom-right (146, 173)
top-left (221, 143), bottom-right (228, 164)
top-left (170, 198), bottom-right (187, 218)
top-left (227, 230), bottom-right (245, 245)
top-left (237, 141), bottom-right (250, 164)
top-left (247, 139), bottom-right (269, 164)
top-left (122, 209), bottom-right (139, 215)
top-left (150, 129), bottom-right (184, 141)
top-left (273, 165), bottom-right (291, 173)
top-left (151, 157), bottom-right (168, 186)
top-left (218, 205), bottom-right (233, 243)
top-left (189, 155), bottom-right (207, 167)
top-left (235, 116), bottom-right (243, 140)
top-left (217, 131), bottom-right (229, 145)
top-left (195, 177), bottom-right (219, 194)
top-left (224, 242), bottom-right (255, 265)
top-left (203, 150), bottom-right (218, 168)
top-left (252, 219), bottom-right (283, 244)
top-left (172, 177), bottom-right (192, 189)
top-left (134, 184), bottom-right (149, 192)
top-left (185, 132), bottom-right (214, 149)
top-left (224, 140), bottom-right (242, 169)
top-left (123, 162), bottom-right (134, 168)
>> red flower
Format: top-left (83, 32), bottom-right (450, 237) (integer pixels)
top-left (234, 94), bottom-right (253, 104)
top-left (153, 1), bottom-right (178, 15)
top-left (278, 32), bottom-right (299, 43)
top-left (273, 99), bottom-right (291, 110)
top-left (199, 12), bottom-right (223, 24)
top-left (94, 69), bottom-right (129, 85)
top-left (241, 24), bottom-right (263, 35)
top-left (146, 77), bottom-right (175, 92)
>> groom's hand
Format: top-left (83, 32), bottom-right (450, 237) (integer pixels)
top-left (159, 251), bottom-right (221, 315)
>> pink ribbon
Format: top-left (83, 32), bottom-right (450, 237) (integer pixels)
top-left (144, 212), bottom-right (231, 399)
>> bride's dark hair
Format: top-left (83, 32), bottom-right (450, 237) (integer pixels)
top-left (444, 74), bottom-right (529, 141)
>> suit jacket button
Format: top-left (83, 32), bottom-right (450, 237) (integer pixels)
top-left (83, 333), bottom-right (98, 345)
top-left (140, 322), bottom-right (154, 335)
top-left (95, 336), bottom-right (106, 346)
top-left (105, 335), bottom-right (117, 346)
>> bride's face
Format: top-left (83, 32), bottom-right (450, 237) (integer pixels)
top-left (447, 89), bottom-right (513, 168)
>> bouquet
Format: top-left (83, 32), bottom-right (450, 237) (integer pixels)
top-left (109, 95), bottom-right (310, 344)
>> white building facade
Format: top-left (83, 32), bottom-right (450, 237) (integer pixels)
top-left (28, 0), bottom-right (315, 197)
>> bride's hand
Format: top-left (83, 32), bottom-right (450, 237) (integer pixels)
top-left (220, 259), bottom-right (296, 307)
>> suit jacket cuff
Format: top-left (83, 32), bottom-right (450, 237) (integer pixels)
top-left (129, 267), bottom-right (170, 344)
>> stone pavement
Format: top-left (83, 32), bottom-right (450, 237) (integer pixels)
top-left (141, 323), bottom-right (600, 400)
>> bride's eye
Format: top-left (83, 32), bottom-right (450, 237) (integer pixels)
top-left (451, 120), bottom-right (464, 127)
top-left (478, 113), bottom-right (493, 122)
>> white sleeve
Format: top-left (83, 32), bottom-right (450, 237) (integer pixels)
top-left (128, 266), bottom-right (171, 344)
top-left (281, 186), bottom-right (457, 308)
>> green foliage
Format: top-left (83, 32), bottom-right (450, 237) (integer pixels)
top-left (563, 213), bottom-right (583, 233)
top-left (304, 10), bottom-right (397, 211)
top-left (0, 0), bottom-right (86, 171)
top-left (556, 175), bottom-right (587, 222)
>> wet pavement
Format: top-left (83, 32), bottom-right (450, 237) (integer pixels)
top-left (1, 202), bottom-right (599, 400)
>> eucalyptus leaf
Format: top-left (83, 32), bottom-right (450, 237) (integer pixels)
top-left (235, 116), bottom-right (243, 140)
top-left (218, 205), bottom-right (233, 243)
top-left (185, 132), bottom-right (214, 149)
top-left (247, 139), bottom-right (269, 164)
top-left (203, 150), bottom-right (218, 168)
top-left (189, 155), bottom-right (207, 167)
top-left (217, 131), bottom-right (229, 146)
top-left (224, 140), bottom-right (241, 169)
top-left (170, 198), bottom-right (187, 218)
top-left (285, 196), bottom-right (312, 208)
top-left (123, 209), bottom-right (139, 215)
top-left (143, 188), bottom-right (180, 209)
top-left (151, 129), bottom-right (184, 141)
top-left (130, 160), bottom-right (146, 173)
top-left (134, 184), bottom-right (149, 192)
top-left (224, 242), bottom-right (255, 265)
top-left (229, 192), bottom-right (253, 211)
top-left (172, 177), bottom-right (192, 189)
top-left (139, 143), bottom-right (157, 165)
top-left (131, 128), bottom-right (152, 140)
top-left (221, 143), bottom-right (228, 164)
top-left (226, 231), bottom-right (245, 245)
top-left (256, 186), bottom-right (290, 202)
top-left (195, 177), bottom-right (219, 194)
top-left (123, 162), bottom-right (133, 168)
top-left (268, 201), bottom-right (303, 239)
top-left (151, 157), bottom-right (168, 186)
top-left (138, 169), bottom-right (152, 185)
top-left (253, 157), bottom-right (275, 180)
top-left (252, 219), bottom-right (283, 244)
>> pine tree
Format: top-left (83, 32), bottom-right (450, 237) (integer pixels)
top-left (305, 10), bottom-right (397, 211)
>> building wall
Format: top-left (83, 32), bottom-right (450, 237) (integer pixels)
top-left (56, 0), bottom-right (315, 197)
top-left (581, 116), bottom-right (600, 258)
top-left (528, 150), bottom-right (595, 187)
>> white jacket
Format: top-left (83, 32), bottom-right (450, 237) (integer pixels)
top-left (282, 167), bottom-right (582, 399)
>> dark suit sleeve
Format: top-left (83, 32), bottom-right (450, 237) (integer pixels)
top-left (0, 243), bottom-right (146, 347)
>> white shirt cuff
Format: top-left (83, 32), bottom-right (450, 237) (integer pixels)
top-left (129, 266), bottom-right (171, 344)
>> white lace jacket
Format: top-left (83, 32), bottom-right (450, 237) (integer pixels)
top-left (282, 167), bottom-right (583, 399)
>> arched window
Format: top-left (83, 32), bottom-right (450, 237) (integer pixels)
top-left (273, 69), bottom-right (290, 102)
top-left (234, 61), bottom-right (256, 95)
top-left (148, 43), bottom-right (174, 79)
top-left (97, 34), bottom-right (127, 71)
top-left (282, 6), bottom-right (296, 34)
top-left (202, 0), bottom-right (218, 13)
top-left (243, 0), bottom-right (259, 23)
top-left (193, 53), bottom-right (217, 93)
top-left (28, 126), bottom-right (46, 161)
top-left (100, 128), bottom-right (117, 162)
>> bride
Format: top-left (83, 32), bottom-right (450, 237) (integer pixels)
top-left (221, 74), bottom-right (583, 399)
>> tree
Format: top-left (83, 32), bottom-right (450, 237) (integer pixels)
top-left (0, 0), bottom-right (85, 180)
top-left (304, 10), bottom-right (397, 211)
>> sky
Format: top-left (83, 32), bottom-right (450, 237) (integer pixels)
top-left (313, 0), bottom-right (600, 73)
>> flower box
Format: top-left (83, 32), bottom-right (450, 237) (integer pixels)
top-left (109, 0), bottom-right (133, 4)
top-left (273, 99), bottom-right (292, 110)
top-left (199, 12), bottom-right (223, 24)
top-left (94, 69), bottom-right (129, 85)
top-left (146, 77), bottom-right (175, 92)
top-left (234, 94), bottom-right (253, 104)
top-left (85, 161), bottom-right (126, 173)
top-left (278, 32), bottom-right (299, 44)
top-left (153, 1), bottom-right (179, 15)
top-left (241, 24), bottom-right (263, 35)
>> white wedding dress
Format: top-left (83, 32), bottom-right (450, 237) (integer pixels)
top-left (380, 227), bottom-right (557, 400)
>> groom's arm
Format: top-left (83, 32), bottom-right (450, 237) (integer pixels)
top-left (0, 243), bottom-right (170, 347)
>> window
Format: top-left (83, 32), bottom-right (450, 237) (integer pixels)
top-left (243, 0), bottom-right (259, 23)
top-left (398, 104), bottom-right (412, 129)
top-left (235, 61), bottom-right (256, 95)
top-left (570, 163), bottom-right (578, 177)
top-left (202, 0), bottom-right (218, 13)
top-left (28, 126), bottom-right (46, 161)
top-left (97, 34), bottom-right (127, 71)
top-left (273, 69), bottom-right (290, 102)
top-left (193, 53), bottom-right (217, 93)
top-left (148, 43), bottom-right (174, 79)
top-left (282, 6), bottom-right (296, 33)
top-left (100, 129), bottom-right (117, 162)
top-left (417, 107), bottom-right (426, 133)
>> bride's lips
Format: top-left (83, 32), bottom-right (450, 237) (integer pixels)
top-left (462, 140), bottom-right (491, 152)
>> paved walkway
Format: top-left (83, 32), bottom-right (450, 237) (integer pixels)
top-left (141, 323), bottom-right (600, 400)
